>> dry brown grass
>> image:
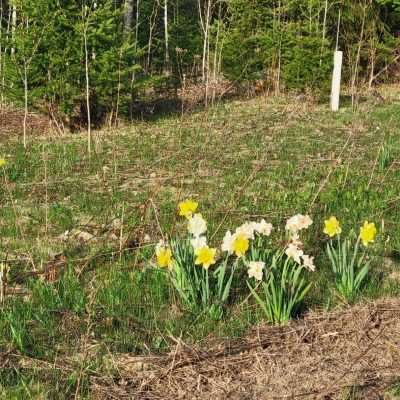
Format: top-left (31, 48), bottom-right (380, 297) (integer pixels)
top-left (0, 105), bottom-right (51, 138)
top-left (91, 298), bottom-right (400, 399)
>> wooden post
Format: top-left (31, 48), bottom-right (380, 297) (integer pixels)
top-left (331, 50), bottom-right (343, 112)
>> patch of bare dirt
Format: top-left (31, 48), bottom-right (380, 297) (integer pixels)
top-left (91, 298), bottom-right (400, 399)
top-left (0, 106), bottom-right (50, 138)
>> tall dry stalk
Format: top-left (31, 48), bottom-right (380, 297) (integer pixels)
top-left (164, 0), bottom-right (170, 73)
top-left (83, 10), bottom-right (92, 155)
top-left (350, 0), bottom-right (370, 109)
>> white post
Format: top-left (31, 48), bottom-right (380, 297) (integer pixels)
top-left (331, 50), bottom-right (343, 112)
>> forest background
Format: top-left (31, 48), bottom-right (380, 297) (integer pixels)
top-left (0, 0), bottom-right (400, 131)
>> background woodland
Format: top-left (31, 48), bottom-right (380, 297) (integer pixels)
top-left (0, 0), bottom-right (399, 129)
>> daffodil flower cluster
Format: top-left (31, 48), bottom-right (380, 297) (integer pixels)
top-left (324, 216), bottom-right (377, 302)
top-left (323, 216), bottom-right (377, 247)
top-left (152, 199), bottom-right (379, 321)
top-left (177, 199), bottom-right (218, 270)
top-left (221, 219), bottom-right (273, 280)
top-left (242, 214), bottom-right (315, 325)
top-left (155, 202), bottom-right (315, 295)
top-left (284, 214), bottom-right (315, 272)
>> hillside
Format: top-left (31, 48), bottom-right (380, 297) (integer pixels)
top-left (1, 88), bottom-right (400, 398)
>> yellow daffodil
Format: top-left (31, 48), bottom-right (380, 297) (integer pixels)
top-left (323, 216), bottom-right (342, 238)
top-left (156, 246), bottom-right (173, 268)
top-left (232, 233), bottom-right (249, 257)
top-left (360, 221), bottom-right (377, 247)
top-left (178, 199), bottom-right (198, 219)
top-left (194, 246), bottom-right (216, 270)
top-left (0, 157), bottom-right (6, 168)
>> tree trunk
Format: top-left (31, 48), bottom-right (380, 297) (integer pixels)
top-left (351, 2), bottom-right (367, 109)
top-left (164, 0), bottom-right (170, 74)
top-left (146, 1), bottom-right (158, 74)
top-left (11, 4), bottom-right (16, 55)
top-left (124, 0), bottom-right (134, 33)
top-left (320, 0), bottom-right (328, 66)
top-left (84, 26), bottom-right (91, 155)
top-left (0, 0), bottom-right (3, 108)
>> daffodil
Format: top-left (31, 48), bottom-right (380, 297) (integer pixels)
top-left (235, 222), bottom-right (256, 240)
top-left (187, 213), bottom-right (207, 237)
top-left (190, 235), bottom-right (207, 250)
top-left (232, 233), bottom-right (249, 257)
top-left (323, 216), bottom-right (342, 238)
top-left (221, 230), bottom-right (234, 254)
top-left (360, 221), bottom-right (377, 247)
top-left (301, 255), bottom-right (316, 272)
top-left (247, 261), bottom-right (265, 281)
top-left (194, 246), bottom-right (217, 270)
top-left (0, 157), bottom-right (6, 168)
top-left (253, 219), bottom-right (273, 236)
top-left (286, 214), bottom-right (313, 233)
top-left (285, 243), bottom-right (304, 264)
top-left (156, 246), bottom-right (173, 268)
top-left (178, 199), bottom-right (198, 219)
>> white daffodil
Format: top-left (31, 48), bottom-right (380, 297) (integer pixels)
top-left (235, 222), bottom-right (256, 240)
top-left (285, 243), bottom-right (304, 264)
top-left (298, 215), bottom-right (313, 230)
top-left (191, 235), bottom-right (207, 251)
top-left (188, 213), bottom-right (207, 237)
top-left (302, 255), bottom-right (316, 272)
top-left (247, 261), bottom-right (265, 281)
top-left (285, 215), bottom-right (301, 233)
top-left (291, 232), bottom-right (303, 247)
top-left (285, 214), bottom-right (313, 233)
top-left (221, 230), bottom-right (235, 254)
top-left (254, 219), bottom-right (273, 236)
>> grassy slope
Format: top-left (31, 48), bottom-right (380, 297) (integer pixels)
top-left (1, 89), bottom-right (400, 397)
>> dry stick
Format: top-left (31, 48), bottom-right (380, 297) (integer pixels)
top-left (0, 261), bottom-right (7, 304)
top-left (150, 198), bottom-right (165, 240)
top-left (370, 54), bottom-right (400, 84)
top-left (319, 0), bottom-right (328, 66)
top-left (3, 352), bottom-right (76, 373)
top-left (114, 47), bottom-right (123, 128)
top-left (380, 158), bottom-right (398, 186)
top-left (1, 3), bottom-right (12, 110)
top-left (83, 14), bottom-right (91, 156)
top-left (145, 0), bottom-right (159, 74)
top-left (351, 1), bottom-right (367, 110)
top-left (308, 133), bottom-right (352, 212)
top-left (23, 54), bottom-right (28, 148)
top-left (74, 278), bottom-right (97, 400)
top-left (366, 144), bottom-right (381, 191)
top-left (119, 203), bottom-right (125, 262)
top-left (341, 142), bottom-right (354, 190)
top-left (163, 0), bottom-right (170, 72)
top-left (42, 145), bottom-right (49, 236)
top-left (10, 14), bottom-right (49, 148)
